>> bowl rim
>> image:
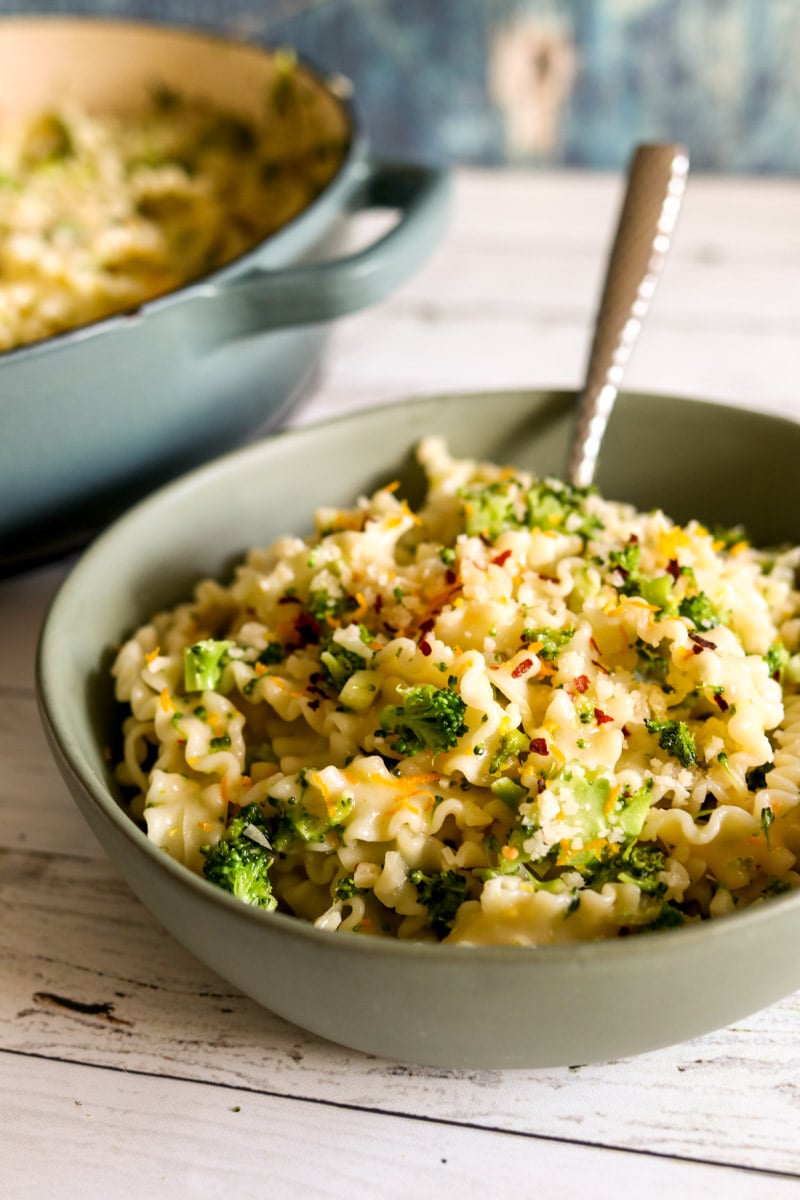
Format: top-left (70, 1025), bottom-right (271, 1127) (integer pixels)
top-left (0, 13), bottom-right (362, 366)
top-left (36, 386), bottom-right (800, 964)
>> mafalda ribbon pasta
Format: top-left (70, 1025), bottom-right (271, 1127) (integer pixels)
top-left (112, 438), bottom-right (800, 944)
top-left (0, 57), bottom-right (344, 351)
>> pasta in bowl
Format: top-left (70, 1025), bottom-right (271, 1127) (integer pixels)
top-left (37, 389), bottom-right (800, 1067)
top-left (112, 436), bottom-right (800, 945)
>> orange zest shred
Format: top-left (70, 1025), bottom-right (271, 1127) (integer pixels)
top-left (160, 688), bottom-right (175, 713)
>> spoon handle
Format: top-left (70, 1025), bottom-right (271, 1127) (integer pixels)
top-left (566, 143), bottom-right (690, 489)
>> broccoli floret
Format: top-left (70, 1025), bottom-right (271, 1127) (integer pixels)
top-left (334, 875), bottom-right (367, 901)
top-left (607, 544), bottom-right (677, 614)
top-left (408, 868), bottom-right (470, 938)
top-left (646, 901), bottom-right (686, 930)
top-left (746, 762), bottom-right (772, 791)
top-left (488, 725), bottom-right (530, 774)
top-left (257, 641), bottom-right (285, 666)
top-left (269, 791), bottom-right (354, 854)
top-left (522, 626), bottom-right (574, 661)
top-left (460, 481), bottom-right (520, 541)
top-left (307, 588), bottom-right (356, 625)
top-left (765, 642), bottom-right (789, 681)
top-left (319, 627), bottom-right (373, 690)
top-left (201, 803), bottom-right (277, 910)
top-left (379, 684), bottom-right (468, 756)
top-left (679, 592), bottom-right (721, 631)
top-left (525, 479), bottom-right (602, 539)
top-left (459, 476), bottom-right (601, 544)
top-left (581, 841), bottom-right (667, 896)
top-left (645, 718), bottom-right (697, 768)
top-left (184, 638), bottom-right (234, 692)
top-left (608, 542), bottom-right (642, 589)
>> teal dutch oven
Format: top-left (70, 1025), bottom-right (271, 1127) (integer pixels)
top-left (0, 18), bottom-right (450, 570)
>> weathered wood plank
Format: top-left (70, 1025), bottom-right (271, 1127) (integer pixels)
top-left (2, 843), bottom-right (800, 1174)
top-left (4, 1052), bottom-right (796, 1200)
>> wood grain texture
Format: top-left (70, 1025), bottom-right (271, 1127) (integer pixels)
top-left (3, 169), bottom-right (800, 1192)
top-left (6, 1053), bottom-right (799, 1200)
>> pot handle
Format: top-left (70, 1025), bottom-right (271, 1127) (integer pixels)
top-left (182, 160), bottom-right (450, 340)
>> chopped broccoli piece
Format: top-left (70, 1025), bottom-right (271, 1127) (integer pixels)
top-left (269, 790), bottom-right (353, 854)
top-left (307, 588), bottom-right (356, 625)
top-left (490, 777), bottom-right (528, 807)
top-left (184, 638), bottom-right (234, 692)
top-left (459, 476), bottom-right (601, 543)
top-left (488, 726), bottom-right (531, 774)
top-left (764, 878), bottom-right (791, 898)
top-left (460, 481), bottom-right (520, 541)
top-left (765, 642), bottom-right (789, 681)
top-left (408, 868), bottom-right (470, 938)
top-left (379, 684), bottom-right (468, 756)
top-left (257, 641), bottom-right (285, 666)
top-left (334, 875), bottom-right (367, 901)
top-left (679, 592), bottom-right (721, 631)
top-left (525, 479), bottom-right (603, 539)
top-left (712, 524), bottom-right (748, 550)
top-left (746, 762), bottom-right (772, 791)
top-left (201, 803), bottom-right (277, 910)
top-left (639, 575), bottom-right (675, 612)
top-left (522, 626), bottom-right (574, 661)
top-left (608, 542), bottom-right (641, 588)
top-left (607, 543), bottom-right (681, 615)
top-left (582, 841), bottom-right (667, 896)
top-left (646, 901), bottom-right (686, 930)
top-left (319, 627), bottom-right (373, 690)
top-left (209, 735), bottom-right (232, 752)
top-left (645, 718), bottom-right (697, 768)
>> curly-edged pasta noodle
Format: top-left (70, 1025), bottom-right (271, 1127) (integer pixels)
top-left (0, 58), bottom-right (346, 352)
top-left (111, 437), bottom-right (800, 944)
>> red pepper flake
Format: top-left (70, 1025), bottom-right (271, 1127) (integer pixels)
top-left (419, 618), bottom-right (435, 636)
top-left (689, 631), bottom-right (716, 654)
top-left (445, 569), bottom-right (458, 585)
top-left (629, 533), bottom-right (640, 544)
top-left (511, 658), bottom-right (533, 678)
top-left (622, 724), bottom-right (630, 737)
top-left (374, 595), bottom-right (383, 613)
top-left (594, 708), bottom-right (614, 725)
top-left (294, 612), bottom-right (321, 643)
top-left (538, 574), bottom-right (559, 584)
top-left (591, 659), bottom-right (610, 676)
top-left (491, 549), bottom-right (512, 567)
top-left (530, 737), bottom-right (549, 756)
top-left (666, 558), bottom-right (681, 582)
top-left (537, 777), bottom-right (546, 794)
top-left (573, 674), bottom-right (590, 694)
top-left (419, 638), bottom-right (432, 657)
top-left (713, 692), bottom-right (729, 712)
top-left (590, 637), bottom-right (600, 653)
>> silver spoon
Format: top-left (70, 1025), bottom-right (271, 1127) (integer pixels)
top-left (566, 142), bottom-right (690, 489)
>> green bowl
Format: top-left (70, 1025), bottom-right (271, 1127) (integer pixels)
top-left (36, 389), bottom-right (800, 1068)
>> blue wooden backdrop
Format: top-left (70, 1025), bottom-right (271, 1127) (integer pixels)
top-left (2, 1), bottom-right (798, 174)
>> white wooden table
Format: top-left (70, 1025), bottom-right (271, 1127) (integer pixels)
top-left (3, 168), bottom-right (800, 1198)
